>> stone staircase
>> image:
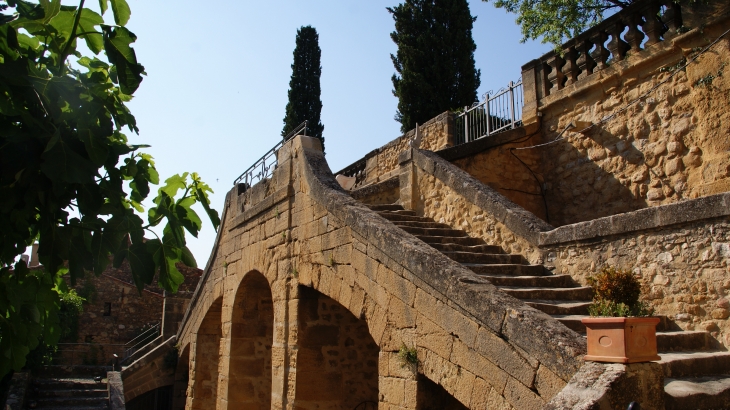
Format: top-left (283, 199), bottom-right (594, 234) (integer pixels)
top-left (26, 376), bottom-right (109, 410)
top-left (367, 203), bottom-right (730, 409)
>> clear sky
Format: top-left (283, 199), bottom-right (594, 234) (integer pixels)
top-left (113, 0), bottom-right (553, 266)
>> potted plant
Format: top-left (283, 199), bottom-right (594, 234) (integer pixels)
top-left (581, 266), bottom-right (660, 363)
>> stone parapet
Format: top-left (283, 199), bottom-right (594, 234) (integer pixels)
top-left (121, 336), bottom-right (177, 403)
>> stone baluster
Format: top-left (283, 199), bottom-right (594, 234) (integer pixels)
top-left (661, 1), bottom-right (683, 39)
top-left (545, 54), bottom-right (565, 94)
top-left (576, 37), bottom-right (597, 80)
top-left (624, 13), bottom-right (645, 53)
top-left (590, 30), bottom-right (610, 71)
top-left (561, 46), bottom-right (580, 86)
top-left (641, 1), bottom-right (664, 47)
top-left (607, 21), bottom-right (630, 62)
top-left (540, 61), bottom-right (552, 98)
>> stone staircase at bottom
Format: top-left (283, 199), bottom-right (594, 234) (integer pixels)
top-left (367, 203), bottom-right (730, 409)
top-left (25, 376), bottom-right (109, 410)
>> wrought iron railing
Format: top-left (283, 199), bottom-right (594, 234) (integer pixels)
top-left (123, 322), bottom-right (160, 360)
top-left (455, 79), bottom-right (523, 145)
top-left (233, 121), bottom-right (308, 187)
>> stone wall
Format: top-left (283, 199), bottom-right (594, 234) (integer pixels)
top-left (438, 127), bottom-right (547, 221)
top-left (335, 112), bottom-right (454, 189)
top-left (121, 337), bottom-right (177, 402)
top-left (516, 0), bottom-right (730, 226)
top-left (167, 136), bottom-right (586, 410)
top-left (405, 147), bottom-right (730, 348)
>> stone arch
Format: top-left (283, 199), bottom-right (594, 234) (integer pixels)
top-left (416, 375), bottom-right (468, 410)
top-left (224, 270), bottom-right (274, 410)
top-left (171, 345), bottom-right (190, 410)
top-left (295, 285), bottom-right (379, 409)
top-left (190, 297), bottom-right (222, 410)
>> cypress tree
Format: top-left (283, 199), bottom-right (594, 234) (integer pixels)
top-left (282, 26), bottom-right (325, 148)
top-left (388, 0), bottom-right (481, 132)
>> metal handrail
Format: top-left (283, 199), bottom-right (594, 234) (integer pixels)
top-left (233, 120), bottom-right (308, 186)
top-left (455, 79), bottom-right (523, 145)
top-left (123, 323), bottom-right (160, 359)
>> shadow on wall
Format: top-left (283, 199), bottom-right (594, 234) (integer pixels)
top-left (542, 124), bottom-right (648, 226)
top-left (295, 285), bottom-right (379, 409)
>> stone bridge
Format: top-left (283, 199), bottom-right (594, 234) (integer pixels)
top-left (168, 136), bottom-right (587, 410)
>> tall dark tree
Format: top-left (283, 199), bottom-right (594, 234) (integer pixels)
top-left (389, 0), bottom-right (481, 132)
top-left (282, 26), bottom-right (324, 148)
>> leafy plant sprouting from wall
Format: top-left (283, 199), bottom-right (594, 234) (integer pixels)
top-left (397, 343), bottom-right (418, 369)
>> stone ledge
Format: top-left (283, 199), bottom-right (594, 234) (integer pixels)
top-left (350, 176), bottom-right (400, 201)
top-left (436, 127), bottom-right (527, 162)
top-left (107, 371), bottom-right (125, 410)
top-left (539, 193), bottom-right (730, 246)
top-left (229, 185), bottom-right (293, 231)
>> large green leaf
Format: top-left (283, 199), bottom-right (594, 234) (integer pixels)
top-left (102, 25), bottom-right (144, 94)
top-left (78, 9), bottom-right (103, 54)
top-left (109, 0), bottom-right (130, 26)
top-left (40, 132), bottom-right (98, 184)
top-left (39, 0), bottom-right (60, 24)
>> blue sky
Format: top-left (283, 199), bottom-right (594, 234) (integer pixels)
top-left (112, 0), bottom-right (553, 265)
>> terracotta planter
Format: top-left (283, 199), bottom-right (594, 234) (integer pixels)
top-left (581, 317), bottom-right (661, 363)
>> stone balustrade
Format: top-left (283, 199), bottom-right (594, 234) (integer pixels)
top-left (527, 0), bottom-right (683, 103)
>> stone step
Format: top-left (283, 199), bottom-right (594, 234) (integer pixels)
top-left (392, 220), bottom-right (452, 229)
top-left (526, 300), bottom-right (592, 315)
top-left (367, 204), bottom-right (404, 211)
top-left (34, 388), bottom-right (108, 398)
top-left (481, 274), bottom-right (575, 288)
top-left (428, 243), bottom-right (503, 254)
top-left (664, 374), bottom-right (730, 410)
top-left (32, 380), bottom-right (107, 391)
top-left (400, 226), bottom-right (469, 237)
top-left (442, 251), bottom-right (523, 264)
top-left (659, 331), bottom-right (716, 353)
top-left (380, 209), bottom-right (417, 216)
top-left (499, 286), bottom-right (593, 301)
top-left (378, 213), bottom-right (436, 223)
top-left (30, 396), bottom-right (108, 408)
top-left (464, 263), bottom-right (547, 277)
top-left (416, 235), bottom-right (485, 246)
top-left (659, 351), bottom-right (730, 378)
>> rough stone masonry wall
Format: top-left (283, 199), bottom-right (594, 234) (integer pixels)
top-left (519, 2), bottom-right (730, 226)
top-left (439, 127), bottom-right (548, 221)
top-left (337, 112), bottom-right (454, 189)
top-left (168, 136), bottom-right (586, 410)
top-left (406, 147), bottom-right (730, 348)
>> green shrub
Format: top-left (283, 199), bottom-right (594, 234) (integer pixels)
top-left (587, 266), bottom-right (651, 317)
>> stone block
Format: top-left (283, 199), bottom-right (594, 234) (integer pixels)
top-left (474, 327), bottom-right (536, 388)
top-left (415, 315), bottom-right (453, 360)
top-left (388, 296), bottom-right (416, 329)
top-left (450, 338), bottom-right (508, 393)
top-left (503, 377), bottom-right (545, 410)
top-left (534, 364), bottom-right (566, 400)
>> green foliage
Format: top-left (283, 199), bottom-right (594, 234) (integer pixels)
top-left (77, 272), bottom-right (97, 304)
top-left (483, 0), bottom-right (624, 48)
top-left (587, 266), bottom-right (651, 317)
top-left (24, 284), bottom-right (84, 369)
top-left (389, 0), bottom-right (480, 132)
top-left (0, 0), bottom-right (220, 377)
top-left (397, 343), bottom-right (418, 367)
top-left (282, 26), bottom-right (324, 148)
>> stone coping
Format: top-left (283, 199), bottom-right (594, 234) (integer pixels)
top-left (349, 176), bottom-right (399, 201)
top-left (297, 136), bottom-right (585, 382)
top-left (410, 147), bottom-right (730, 248)
top-left (539, 193), bottom-right (730, 246)
top-left (436, 127), bottom-right (527, 162)
top-left (107, 372), bottom-right (125, 410)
